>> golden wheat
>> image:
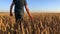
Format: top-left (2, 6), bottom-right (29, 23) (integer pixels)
top-left (0, 13), bottom-right (60, 34)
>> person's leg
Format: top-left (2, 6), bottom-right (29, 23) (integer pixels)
top-left (14, 10), bottom-right (20, 34)
top-left (14, 9), bottom-right (24, 34)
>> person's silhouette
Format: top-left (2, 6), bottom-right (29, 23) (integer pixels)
top-left (10, 0), bottom-right (33, 33)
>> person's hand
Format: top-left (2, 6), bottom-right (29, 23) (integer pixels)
top-left (30, 15), bottom-right (34, 20)
top-left (10, 12), bottom-right (13, 16)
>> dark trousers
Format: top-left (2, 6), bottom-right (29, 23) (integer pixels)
top-left (14, 9), bottom-right (24, 22)
top-left (14, 9), bottom-right (24, 34)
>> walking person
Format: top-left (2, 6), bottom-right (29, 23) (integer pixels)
top-left (10, 0), bottom-right (33, 34)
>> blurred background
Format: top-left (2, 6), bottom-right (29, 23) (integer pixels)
top-left (0, 0), bottom-right (60, 13)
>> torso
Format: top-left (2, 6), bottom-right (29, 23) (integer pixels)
top-left (13, 0), bottom-right (25, 10)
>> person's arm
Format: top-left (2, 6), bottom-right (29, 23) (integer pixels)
top-left (25, 5), bottom-right (33, 19)
top-left (24, 1), bottom-right (33, 19)
top-left (10, 1), bottom-right (14, 16)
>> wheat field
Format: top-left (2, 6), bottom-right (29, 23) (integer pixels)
top-left (0, 12), bottom-right (60, 34)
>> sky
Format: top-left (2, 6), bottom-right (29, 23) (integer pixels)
top-left (0, 0), bottom-right (60, 12)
